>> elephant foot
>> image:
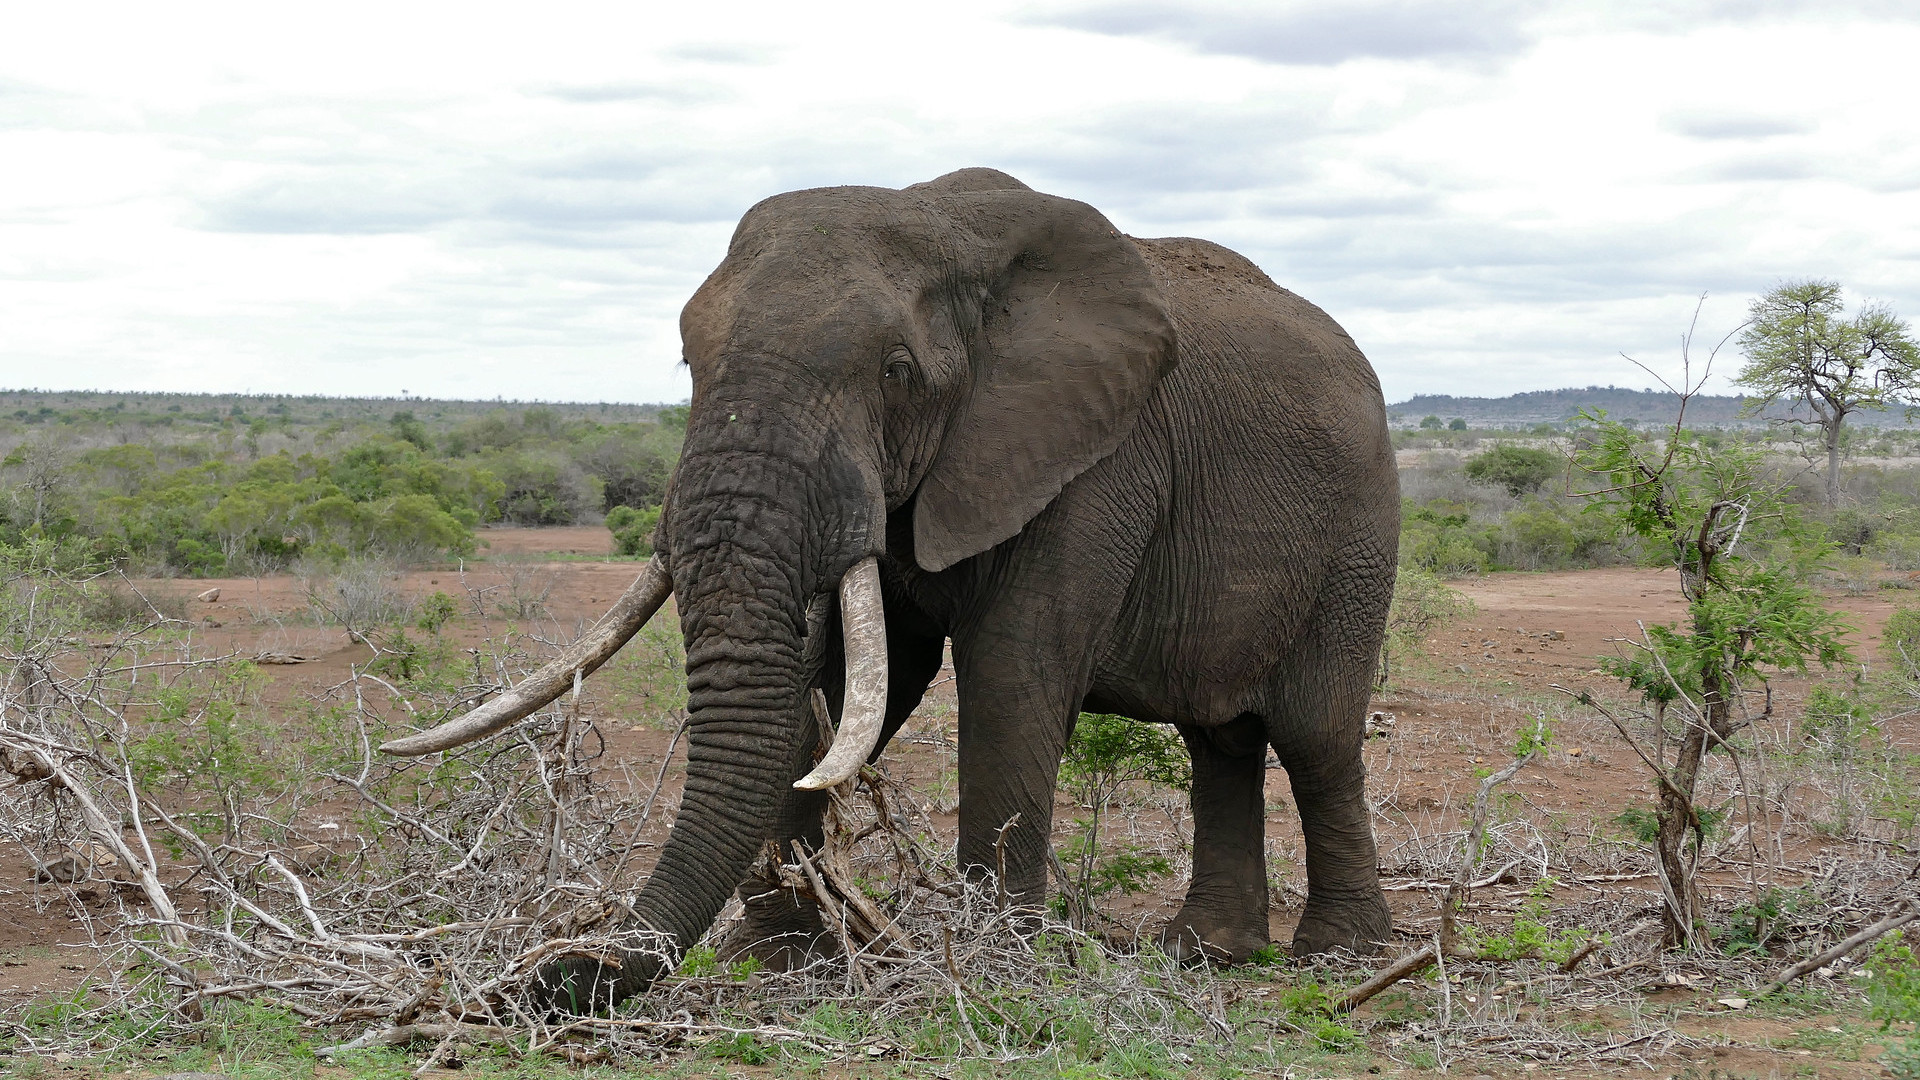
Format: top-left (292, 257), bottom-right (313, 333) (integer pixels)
top-left (530, 951), bottom-right (660, 1016)
top-left (713, 881), bottom-right (840, 972)
top-left (1291, 891), bottom-right (1392, 957)
top-left (1158, 903), bottom-right (1271, 965)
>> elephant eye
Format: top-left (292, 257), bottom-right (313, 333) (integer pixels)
top-left (882, 347), bottom-right (916, 384)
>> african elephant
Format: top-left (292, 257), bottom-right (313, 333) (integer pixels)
top-left (384, 167), bottom-right (1399, 1009)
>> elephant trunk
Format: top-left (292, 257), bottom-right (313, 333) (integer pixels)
top-left (624, 532), bottom-right (810, 983)
top-left (592, 446), bottom-right (881, 1003)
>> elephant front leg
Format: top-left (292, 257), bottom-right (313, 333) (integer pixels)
top-left (1159, 714), bottom-right (1273, 963)
top-left (953, 651), bottom-right (1078, 910)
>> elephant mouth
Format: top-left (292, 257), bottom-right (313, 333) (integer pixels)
top-left (378, 554), bottom-right (890, 789)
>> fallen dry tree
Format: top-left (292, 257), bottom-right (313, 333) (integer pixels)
top-left (0, 598), bottom-right (1230, 1065)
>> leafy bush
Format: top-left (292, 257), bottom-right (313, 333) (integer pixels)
top-left (574, 426), bottom-right (675, 511)
top-left (1379, 566), bottom-right (1474, 685)
top-left (3, 398), bottom-right (683, 575)
top-left (1055, 712), bottom-right (1190, 926)
top-left (1464, 444), bottom-right (1562, 496)
top-left (1886, 605), bottom-right (1920, 675)
top-left (607, 504), bottom-right (662, 557)
top-left (1399, 500), bottom-right (1491, 575)
top-left (1495, 498), bottom-right (1618, 570)
top-left (1828, 507), bottom-right (1880, 555)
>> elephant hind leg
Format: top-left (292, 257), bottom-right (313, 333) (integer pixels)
top-left (1267, 617), bottom-right (1392, 957)
top-left (1158, 712), bottom-right (1273, 964)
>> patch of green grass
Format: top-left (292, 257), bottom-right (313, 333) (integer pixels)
top-left (1871, 931), bottom-right (1920, 1027)
top-left (1774, 1020), bottom-right (1873, 1060)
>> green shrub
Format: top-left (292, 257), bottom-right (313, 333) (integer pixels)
top-left (1464, 444), bottom-right (1561, 496)
top-left (1886, 606), bottom-right (1920, 675)
top-left (1379, 566), bottom-right (1474, 685)
top-left (1055, 712), bottom-right (1190, 926)
top-left (1870, 930), bottom-right (1920, 1027)
top-left (574, 426), bottom-right (674, 511)
top-left (1828, 507), bottom-right (1879, 555)
top-left (606, 504), bottom-right (662, 557)
top-left (1398, 500), bottom-right (1491, 575)
top-left (1497, 498), bottom-right (1616, 569)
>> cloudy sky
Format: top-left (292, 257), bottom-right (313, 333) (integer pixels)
top-left (2, 1), bottom-right (1915, 405)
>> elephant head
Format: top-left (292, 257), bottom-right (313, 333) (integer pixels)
top-left (381, 168), bottom-right (1176, 1003)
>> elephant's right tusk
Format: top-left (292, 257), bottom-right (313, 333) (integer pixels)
top-left (793, 557), bottom-right (888, 790)
top-left (379, 556), bottom-right (673, 756)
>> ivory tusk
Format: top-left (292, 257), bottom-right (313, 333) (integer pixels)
top-left (793, 557), bottom-right (888, 789)
top-left (379, 555), bottom-right (672, 756)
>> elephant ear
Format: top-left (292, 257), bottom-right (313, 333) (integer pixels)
top-left (911, 189), bottom-right (1176, 573)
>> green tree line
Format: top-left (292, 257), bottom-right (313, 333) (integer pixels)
top-left (0, 403), bottom-right (686, 575)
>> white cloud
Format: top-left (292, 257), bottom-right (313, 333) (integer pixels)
top-left (0, 0), bottom-right (1915, 403)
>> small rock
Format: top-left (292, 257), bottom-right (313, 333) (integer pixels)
top-left (1547, 629), bottom-right (1565, 640)
top-left (1567, 746), bottom-right (1584, 757)
top-left (1716, 997), bottom-right (1748, 1010)
top-left (197, 587), bottom-right (220, 602)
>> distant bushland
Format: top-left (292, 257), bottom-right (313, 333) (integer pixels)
top-left (0, 391), bottom-right (684, 575)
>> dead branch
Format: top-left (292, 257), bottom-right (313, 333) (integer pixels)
top-left (1756, 900), bottom-right (1920, 998)
top-left (1332, 943), bottom-right (1438, 1013)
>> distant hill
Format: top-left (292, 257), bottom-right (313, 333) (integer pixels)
top-left (0, 389), bottom-right (675, 429)
top-left (1387, 386), bottom-right (1908, 429)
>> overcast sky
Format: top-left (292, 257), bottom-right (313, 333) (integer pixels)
top-left (2, 1), bottom-right (1916, 405)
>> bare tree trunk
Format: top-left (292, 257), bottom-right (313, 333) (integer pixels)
top-left (1655, 663), bottom-right (1734, 949)
top-left (1825, 417), bottom-right (1843, 511)
top-left (1654, 715), bottom-right (1706, 948)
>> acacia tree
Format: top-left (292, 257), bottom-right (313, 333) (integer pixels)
top-left (1569, 313), bottom-right (1851, 948)
top-left (1733, 279), bottom-right (1920, 510)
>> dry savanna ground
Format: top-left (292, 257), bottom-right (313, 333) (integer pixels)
top-left (4, 525), bottom-right (1919, 1078)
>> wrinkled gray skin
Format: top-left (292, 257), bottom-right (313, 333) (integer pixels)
top-left (538, 168), bottom-right (1397, 1011)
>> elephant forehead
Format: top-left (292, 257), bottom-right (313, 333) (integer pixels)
top-left (684, 279), bottom-right (911, 368)
top-left (725, 188), bottom-right (958, 279)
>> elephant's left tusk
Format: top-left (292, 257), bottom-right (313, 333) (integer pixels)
top-left (794, 557), bottom-right (888, 789)
top-left (379, 556), bottom-right (672, 756)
